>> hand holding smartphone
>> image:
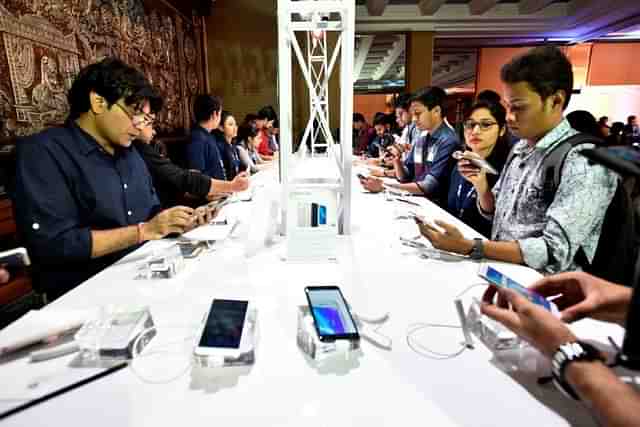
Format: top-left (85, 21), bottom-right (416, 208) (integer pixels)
top-left (452, 151), bottom-right (498, 175)
top-left (478, 264), bottom-right (559, 314)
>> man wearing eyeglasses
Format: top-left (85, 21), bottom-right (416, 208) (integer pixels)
top-left (416, 47), bottom-right (617, 275)
top-left (132, 94), bottom-right (248, 208)
top-left (13, 58), bottom-right (201, 301)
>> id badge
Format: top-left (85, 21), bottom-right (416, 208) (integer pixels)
top-left (413, 143), bottom-right (423, 165)
top-left (426, 145), bottom-right (437, 163)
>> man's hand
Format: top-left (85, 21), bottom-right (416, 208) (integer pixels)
top-left (230, 172), bottom-right (250, 192)
top-left (191, 204), bottom-right (218, 227)
top-left (527, 272), bottom-right (632, 325)
top-left (0, 267), bottom-right (9, 284)
top-left (481, 286), bottom-right (577, 357)
top-left (359, 176), bottom-right (384, 193)
top-left (416, 219), bottom-right (472, 254)
top-left (143, 206), bottom-right (195, 240)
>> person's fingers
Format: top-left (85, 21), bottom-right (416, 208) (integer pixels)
top-left (172, 211), bottom-right (195, 223)
top-left (171, 206), bottom-right (195, 216)
top-left (499, 288), bottom-right (531, 312)
top-left (480, 302), bottom-right (522, 333)
top-left (548, 295), bottom-right (573, 311)
top-left (170, 216), bottom-right (192, 228)
top-left (482, 284), bottom-right (499, 304)
top-left (433, 220), bottom-right (456, 235)
top-left (0, 268), bottom-right (10, 284)
top-left (560, 299), bottom-right (596, 323)
top-left (529, 272), bottom-right (580, 296)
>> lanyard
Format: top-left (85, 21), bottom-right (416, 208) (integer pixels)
top-left (456, 182), bottom-right (476, 218)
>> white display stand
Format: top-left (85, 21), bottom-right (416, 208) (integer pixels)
top-left (277, 0), bottom-right (355, 236)
top-left (285, 186), bottom-right (338, 262)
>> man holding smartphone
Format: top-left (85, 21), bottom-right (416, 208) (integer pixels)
top-left (14, 59), bottom-right (208, 301)
top-left (482, 272), bottom-right (640, 425)
top-left (416, 47), bottom-right (616, 275)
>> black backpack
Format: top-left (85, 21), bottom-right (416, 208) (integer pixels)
top-left (534, 133), bottom-right (639, 286)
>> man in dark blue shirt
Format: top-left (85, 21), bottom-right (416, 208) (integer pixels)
top-left (186, 94), bottom-right (227, 181)
top-left (14, 58), bottom-right (197, 301)
top-left (360, 87), bottom-right (460, 205)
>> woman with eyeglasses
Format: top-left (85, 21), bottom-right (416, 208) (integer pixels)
top-left (446, 99), bottom-right (511, 237)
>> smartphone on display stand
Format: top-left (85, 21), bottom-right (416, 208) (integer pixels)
top-left (194, 299), bottom-right (250, 358)
top-left (0, 247), bottom-right (31, 268)
top-left (477, 264), bottom-right (558, 314)
top-left (305, 286), bottom-right (360, 342)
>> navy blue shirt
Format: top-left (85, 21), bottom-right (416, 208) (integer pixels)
top-left (185, 125), bottom-right (226, 181)
top-left (402, 123), bottom-right (460, 204)
top-left (14, 123), bottom-right (161, 299)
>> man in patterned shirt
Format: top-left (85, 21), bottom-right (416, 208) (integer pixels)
top-left (417, 46), bottom-right (618, 274)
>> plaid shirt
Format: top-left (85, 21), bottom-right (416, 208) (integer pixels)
top-left (483, 119), bottom-right (618, 274)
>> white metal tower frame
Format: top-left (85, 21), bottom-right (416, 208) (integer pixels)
top-left (277, 0), bottom-right (355, 235)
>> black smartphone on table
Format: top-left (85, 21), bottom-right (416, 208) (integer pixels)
top-left (305, 286), bottom-right (359, 342)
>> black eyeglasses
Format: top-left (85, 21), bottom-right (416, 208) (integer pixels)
top-left (114, 102), bottom-right (155, 128)
top-left (463, 120), bottom-right (498, 132)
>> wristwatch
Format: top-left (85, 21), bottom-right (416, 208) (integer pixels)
top-left (551, 340), bottom-right (605, 400)
top-left (468, 238), bottom-right (484, 260)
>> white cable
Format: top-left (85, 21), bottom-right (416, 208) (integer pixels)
top-left (406, 323), bottom-right (467, 360)
top-left (129, 326), bottom-right (195, 384)
top-left (405, 283), bottom-right (487, 360)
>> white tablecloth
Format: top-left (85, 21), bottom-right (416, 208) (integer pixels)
top-left (0, 159), bottom-right (624, 426)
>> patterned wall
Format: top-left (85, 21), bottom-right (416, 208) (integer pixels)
top-left (0, 0), bottom-right (206, 138)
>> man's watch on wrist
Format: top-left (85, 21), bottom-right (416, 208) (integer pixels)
top-left (551, 340), bottom-right (606, 400)
top-left (467, 238), bottom-right (484, 260)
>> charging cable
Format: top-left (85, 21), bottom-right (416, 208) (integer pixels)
top-left (406, 283), bottom-right (487, 360)
top-left (129, 325), bottom-right (196, 384)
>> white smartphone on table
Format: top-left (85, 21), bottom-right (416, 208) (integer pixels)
top-left (194, 299), bottom-right (251, 358)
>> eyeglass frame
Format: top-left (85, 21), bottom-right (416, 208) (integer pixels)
top-left (113, 101), bottom-right (156, 128)
top-left (463, 120), bottom-right (499, 132)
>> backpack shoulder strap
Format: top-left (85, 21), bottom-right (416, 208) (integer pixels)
top-left (542, 133), bottom-right (603, 204)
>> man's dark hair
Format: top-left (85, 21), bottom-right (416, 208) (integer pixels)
top-left (353, 113), bottom-right (365, 123)
top-left (67, 57), bottom-right (155, 120)
top-left (410, 86), bottom-right (447, 115)
top-left (629, 115), bottom-right (637, 124)
top-left (257, 106), bottom-right (277, 121)
top-left (567, 110), bottom-right (600, 138)
top-left (193, 94), bottom-right (222, 123)
top-left (373, 112), bottom-right (386, 127)
top-left (598, 116), bottom-right (609, 126)
top-left (476, 89), bottom-right (502, 106)
top-left (394, 93), bottom-right (412, 110)
top-left (500, 45), bottom-right (574, 109)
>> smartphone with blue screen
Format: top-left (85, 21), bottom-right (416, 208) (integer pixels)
top-left (305, 286), bottom-right (359, 342)
top-left (318, 205), bottom-right (327, 225)
top-left (478, 264), bottom-right (558, 314)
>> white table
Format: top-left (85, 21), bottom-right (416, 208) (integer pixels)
top-left (0, 159), bottom-right (623, 426)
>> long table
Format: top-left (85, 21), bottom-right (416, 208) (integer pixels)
top-left (0, 158), bottom-right (624, 426)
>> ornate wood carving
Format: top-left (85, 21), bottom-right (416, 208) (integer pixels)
top-left (0, 0), bottom-right (205, 138)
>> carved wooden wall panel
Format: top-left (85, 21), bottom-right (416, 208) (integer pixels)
top-left (0, 0), bottom-right (205, 138)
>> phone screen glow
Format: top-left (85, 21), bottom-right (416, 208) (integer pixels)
top-left (484, 266), bottom-right (552, 311)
